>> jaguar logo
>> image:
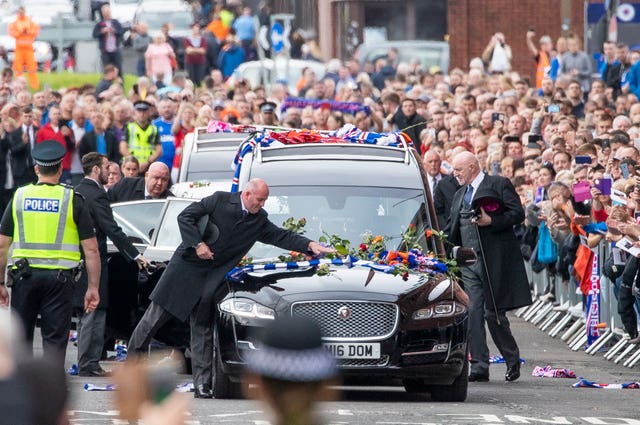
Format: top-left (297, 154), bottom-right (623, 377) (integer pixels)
top-left (338, 306), bottom-right (352, 320)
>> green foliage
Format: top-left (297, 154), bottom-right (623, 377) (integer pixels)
top-left (33, 72), bottom-right (138, 93)
top-left (281, 217), bottom-right (307, 234)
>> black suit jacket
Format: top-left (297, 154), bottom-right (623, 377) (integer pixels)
top-left (75, 178), bottom-right (140, 260)
top-left (9, 126), bottom-right (38, 186)
top-left (433, 174), bottom-right (461, 230)
top-left (150, 191), bottom-right (312, 321)
top-left (446, 174), bottom-right (531, 311)
top-left (79, 130), bottom-right (122, 164)
top-left (74, 178), bottom-right (141, 309)
top-left (107, 177), bottom-right (174, 203)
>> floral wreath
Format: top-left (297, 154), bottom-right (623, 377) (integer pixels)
top-left (227, 218), bottom-right (457, 283)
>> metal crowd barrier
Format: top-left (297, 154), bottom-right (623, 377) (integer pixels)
top-left (516, 240), bottom-right (640, 368)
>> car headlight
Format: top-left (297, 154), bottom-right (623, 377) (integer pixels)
top-left (219, 298), bottom-right (275, 320)
top-left (412, 301), bottom-right (466, 320)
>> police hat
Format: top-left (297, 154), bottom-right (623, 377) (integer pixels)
top-left (32, 140), bottom-right (65, 167)
top-left (259, 101), bottom-right (278, 114)
top-left (245, 316), bottom-right (336, 382)
top-left (133, 100), bottom-right (152, 111)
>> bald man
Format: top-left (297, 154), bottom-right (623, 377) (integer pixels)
top-left (128, 178), bottom-right (335, 398)
top-left (446, 152), bottom-right (531, 383)
top-left (107, 161), bottom-right (173, 203)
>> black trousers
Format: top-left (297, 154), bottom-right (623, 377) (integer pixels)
top-left (10, 269), bottom-right (74, 368)
top-left (128, 297), bottom-right (215, 387)
top-left (185, 62), bottom-right (206, 87)
top-left (100, 50), bottom-right (123, 73)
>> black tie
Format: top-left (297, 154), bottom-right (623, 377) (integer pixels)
top-left (242, 210), bottom-right (248, 219)
top-left (145, 195), bottom-right (152, 200)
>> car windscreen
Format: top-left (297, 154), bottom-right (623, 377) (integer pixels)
top-left (249, 185), bottom-right (434, 260)
top-left (143, 10), bottom-right (191, 31)
top-left (186, 150), bottom-right (237, 182)
top-left (367, 47), bottom-right (444, 70)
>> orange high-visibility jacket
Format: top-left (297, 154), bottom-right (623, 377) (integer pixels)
top-left (9, 16), bottom-right (40, 49)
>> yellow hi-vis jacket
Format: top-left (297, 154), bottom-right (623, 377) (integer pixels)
top-left (11, 184), bottom-right (81, 270)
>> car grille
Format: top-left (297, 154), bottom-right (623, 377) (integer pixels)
top-left (337, 355), bottom-right (390, 368)
top-left (291, 301), bottom-right (398, 339)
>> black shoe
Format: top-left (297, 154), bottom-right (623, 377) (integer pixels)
top-left (505, 364), bottom-right (520, 382)
top-left (468, 372), bottom-right (489, 382)
top-left (78, 367), bottom-right (111, 377)
top-left (194, 384), bottom-right (213, 399)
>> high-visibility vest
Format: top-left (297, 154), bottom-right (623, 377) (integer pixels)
top-left (11, 184), bottom-right (81, 270)
top-left (127, 122), bottom-right (157, 163)
top-left (536, 50), bottom-right (551, 88)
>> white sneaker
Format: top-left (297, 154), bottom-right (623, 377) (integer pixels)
top-left (553, 300), bottom-right (571, 312)
top-left (568, 302), bottom-right (584, 317)
top-left (540, 292), bottom-right (556, 303)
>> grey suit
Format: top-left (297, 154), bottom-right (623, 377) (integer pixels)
top-left (129, 191), bottom-right (312, 387)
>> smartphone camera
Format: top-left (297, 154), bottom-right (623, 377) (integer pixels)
top-left (547, 104), bottom-right (560, 114)
top-left (491, 112), bottom-right (505, 124)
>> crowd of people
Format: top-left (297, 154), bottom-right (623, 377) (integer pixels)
top-left (0, 0), bottom-right (640, 421)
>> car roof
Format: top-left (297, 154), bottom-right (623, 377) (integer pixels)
top-left (356, 40), bottom-right (449, 73)
top-left (244, 144), bottom-right (424, 190)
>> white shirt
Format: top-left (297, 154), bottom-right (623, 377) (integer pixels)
top-left (427, 173), bottom-right (442, 196)
top-left (467, 171), bottom-right (486, 202)
top-left (22, 124), bottom-right (35, 150)
top-left (70, 121), bottom-right (86, 174)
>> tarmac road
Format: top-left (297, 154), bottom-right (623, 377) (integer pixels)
top-left (62, 311), bottom-right (640, 425)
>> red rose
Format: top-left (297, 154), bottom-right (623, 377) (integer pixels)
top-left (359, 243), bottom-right (367, 251)
top-left (402, 271), bottom-right (409, 281)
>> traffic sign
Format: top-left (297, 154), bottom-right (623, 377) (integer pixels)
top-left (271, 22), bottom-right (284, 54)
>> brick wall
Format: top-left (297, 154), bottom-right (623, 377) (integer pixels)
top-left (448, 0), bottom-right (586, 84)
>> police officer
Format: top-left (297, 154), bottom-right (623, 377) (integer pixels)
top-left (119, 100), bottom-right (162, 175)
top-left (0, 140), bottom-right (101, 368)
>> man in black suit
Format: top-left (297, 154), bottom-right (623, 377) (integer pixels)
top-left (433, 174), bottom-right (461, 230)
top-left (108, 162), bottom-right (173, 203)
top-left (74, 153), bottom-right (150, 377)
top-left (9, 106), bottom-right (37, 187)
top-left (128, 178), bottom-right (335, 398)
top-left (446, 151), bottom-right (531, 383)
top-left (79, 109), bottom-right (121, 164)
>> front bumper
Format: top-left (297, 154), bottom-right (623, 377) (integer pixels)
top-left (217, 313), bottom-right (468, 386)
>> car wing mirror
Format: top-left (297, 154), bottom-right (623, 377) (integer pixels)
top-left (452, 246), bottom-right (477, 266)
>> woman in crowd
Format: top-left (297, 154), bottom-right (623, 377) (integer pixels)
top-left (184, 22), bottom-right (207, 87)
top-left (145, 33), bottom-right (175, 86)
top-left (121, 155), bottom-right (140, 178)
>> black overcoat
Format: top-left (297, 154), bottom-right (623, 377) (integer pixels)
top-left (107, 177), bottom-right (174, 203)
top-left (446, 174), bottom-right (532, 311)
top-left (150, 191), bottom-right (312, 322)
top-left (73, 178), bottom-right (141, 309)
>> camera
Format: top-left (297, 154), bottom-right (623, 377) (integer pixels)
top-left (546, 104), bottom-right (560, 114)
top-left (491, 112), bottom-right (505, 124)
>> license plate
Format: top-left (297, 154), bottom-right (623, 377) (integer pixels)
top-left (323, 342), bottom-right (381, 359)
